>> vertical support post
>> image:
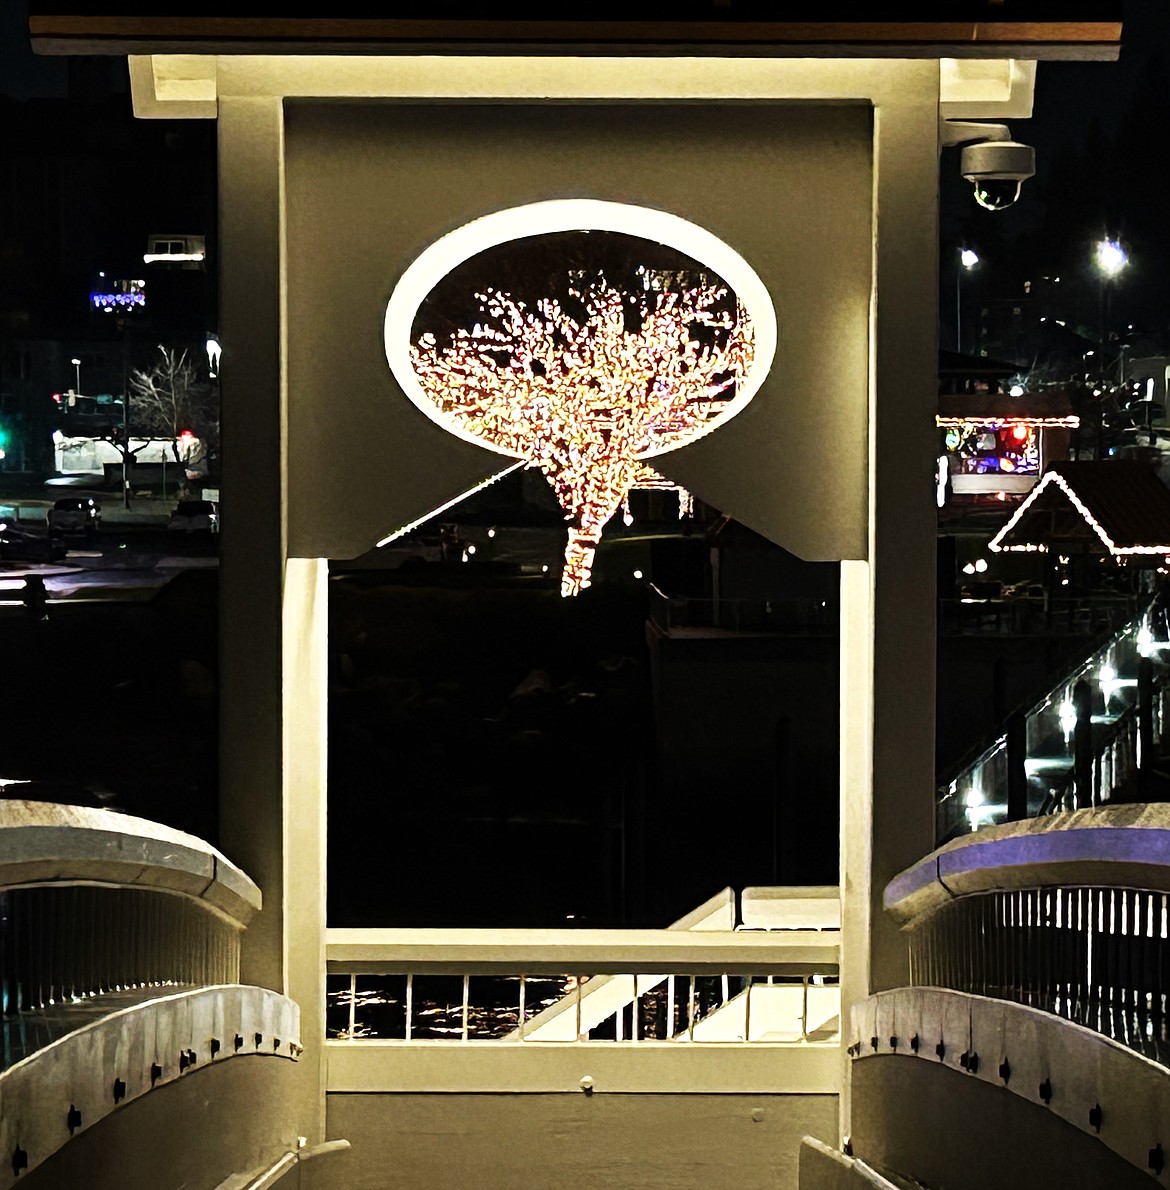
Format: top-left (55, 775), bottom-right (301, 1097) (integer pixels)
top-left (218, 92), bottom-right (286, 994)
top-left (1139, 656), bottom-right (1154, 785)
top-left (219, 90), bottom-right (326, 1144)
top-left (837, 69), bottom-right (939, 1147)
top-left (1006, 710), bottom-right (1028, 822)
top-left (1074, 679), bottom-right (1094, 808)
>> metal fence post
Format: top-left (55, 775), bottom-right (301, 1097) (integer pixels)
top-left (1074, 679), bottom-right (1094, 809)
top-left (1006, 710), bottom-right (1028, 821)
top-left (1139, 656), bottom-right (1154, 783)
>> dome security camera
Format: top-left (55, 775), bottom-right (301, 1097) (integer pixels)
top-left (959, 139), bottom-right (1036, 212)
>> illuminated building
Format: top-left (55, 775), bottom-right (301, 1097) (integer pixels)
top-left (937, 390), bottom-right (1080, 500)
top-left (14, 7), bottom-right (1131, 1190)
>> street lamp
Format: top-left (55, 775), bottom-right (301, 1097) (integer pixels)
top-left (1092, 238), bottom-right (1128, 384)
top-left (956, 248), bottom-right (979, 353)
top-left (1094, 238), bottom-right (1127, 279)
top-left (71, 357), bottom-right (81, 396)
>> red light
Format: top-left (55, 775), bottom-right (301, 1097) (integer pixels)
top-left (178, 430), bottom-right (195, 445)
top-left (1011, 424), bottom-right (1029, 441)
top-left (51, 393), bottom-right (61, 403)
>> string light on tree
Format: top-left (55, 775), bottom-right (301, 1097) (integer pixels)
top-left (385, 201), bottom-right (776, 596)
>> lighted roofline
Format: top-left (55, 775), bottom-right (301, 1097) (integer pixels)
top-left (988, 467), bottom-right (1170, 557)
top-left (383, 198), bottom-right (777, 461)
top-left (936, 415), bottom-right (1079, 428)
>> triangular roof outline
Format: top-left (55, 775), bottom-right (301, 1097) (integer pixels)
top-left (988, 461), bottom-right (1170, 556)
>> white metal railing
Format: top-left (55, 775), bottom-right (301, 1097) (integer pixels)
top-left (326, 915), bottom-right (840, 1046)
top-left (326, 969), bottom-right (839, 1044)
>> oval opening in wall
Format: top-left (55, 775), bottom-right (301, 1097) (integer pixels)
top-left (383, 199), bottom-right (776, 595)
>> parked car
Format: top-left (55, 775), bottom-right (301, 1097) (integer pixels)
top-left (0, 522), bottom-right (68, 562)
top-left (47, 496), bottom-right (101, 540)
top-left (168, 499), bottom-right (220, 534)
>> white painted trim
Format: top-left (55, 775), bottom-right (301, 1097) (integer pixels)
top-left (327, 1038), bottom-right (839, 1094)
top-left (383, 198), bottom-right (776, 460)
top-left (326, 927), bottom-right (839, 975)
top-left (135, 53), bottom-right (1035, 116)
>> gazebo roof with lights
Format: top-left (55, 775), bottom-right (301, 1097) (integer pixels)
top-left (989, 461), bottom-right (1170, 557)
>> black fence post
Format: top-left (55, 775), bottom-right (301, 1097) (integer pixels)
top-left (1073, 679), bottom-right (1094, 808)
top-left (1138, 656), bottom-right (1155, 797)
top-left (1006, 710), bottom-right (1028, 821)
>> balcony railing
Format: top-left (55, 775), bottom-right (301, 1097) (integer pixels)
top-left (885, 804), bottom-right (1170, 1065)
top-left (0, 800), bottom-right (300, 1188)
top-left (831, 804), bottom-right (1170, 1189)
top-left (936, 599), bottom-right (1170, 842)
top-left (326, 969), bottom-right (840, 1045)
top-left (325, 889), bottom-right (842, 1095)
top-left (938, 593), bottom-right (1138, 638)
top-left (648, 588), bottom-right (836, 635)
top-left (326, 886), bottom-right (841, 1047)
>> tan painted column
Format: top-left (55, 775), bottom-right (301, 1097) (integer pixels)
top-left (218, 94), bottom-right (327, 1141)
top-left (839, 65), bottom-right (940, 1140)
top-left (218, 93), bottom-right (286, 993)
top-left (867, 78), bottom-right (940, 997)
top-left (283, 557), bottom-right (329, 1143)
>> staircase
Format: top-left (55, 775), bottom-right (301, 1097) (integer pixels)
top-left (937, 589), bottom-right (1170, 842)
top-left (513, 886), bottom-right (840, 1044)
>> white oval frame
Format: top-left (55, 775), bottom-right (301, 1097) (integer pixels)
top-left (384, 198), bottom-right (777, 461)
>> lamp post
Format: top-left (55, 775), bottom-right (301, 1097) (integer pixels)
top-left (71, 357), bottom-right (81, 396)
top-left (956, 248), bottom-right (979, 353)
top-left (1093, 238), bottom-right (1127, 382)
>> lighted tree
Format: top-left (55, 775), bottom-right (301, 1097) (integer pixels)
top-left (410, 261), bottom-right (754, 595)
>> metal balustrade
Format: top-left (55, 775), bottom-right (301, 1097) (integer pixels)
top-left (0, 801), bottom-right (259, 1066)
top-left (887, 808), bottom-right (1170, 1067)
top-left (0, 886), bottom-right (241, 1020)
top-left (908, 887), bottom-right (1170, 1067)
top-left (0, 801), bottom-right (298, 1188)
top-left (938, 594), bottom-right (1138, 638)
top-left (648, 587), bottom-right (836, 634)
top-left (326, 919), bottom-right (841, 1047)
top-left (936, 598), bottom-right (1170, 842)
top-left (325, 970), bottom-right (839, 1043)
